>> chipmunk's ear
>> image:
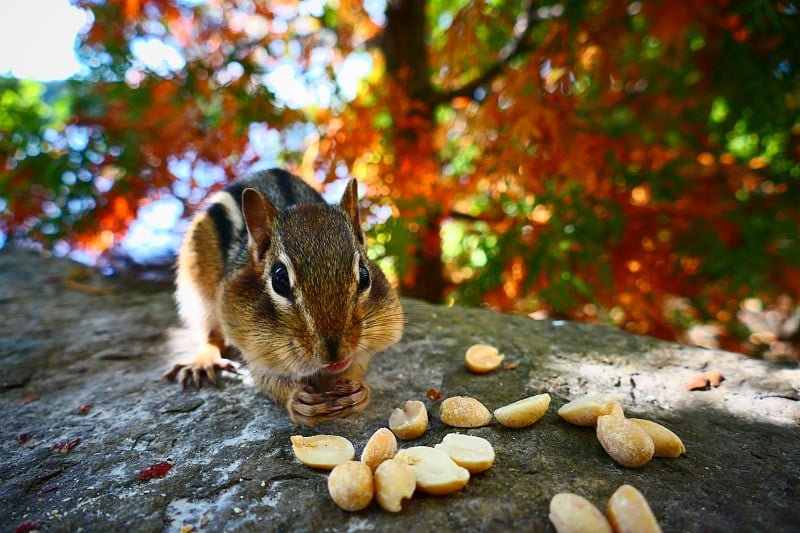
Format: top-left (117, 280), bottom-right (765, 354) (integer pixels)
top-left (340, 179), bottom-right (365, 247)
top-left (242, 188), bottom-right (278, 263)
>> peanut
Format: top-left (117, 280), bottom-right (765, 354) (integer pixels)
top-left (465, 343), bottom-right (505, 373)
top-left (434, 433), bottom-right (495, 473)
top-left (389, 400), bottom-right (429, 440)
top-left (607, 484), bottom-right (662, 533)
top-left (290, 435), bottom-right (355, 470)
top-left (629, 419), bottom-right (685, 458)
top-left (440, 396), bottom-right (492, 428)
top-left (360, 427), bottom-right (398, 471)
top-left (373, 458), bottom-right (416, 512)
top-left (610, 399), bottom-right (625, 418)
top-left (557, 393), bottom-right (618, 427)
top-left (394, 446), bottom-right (470, 495)
top-left (549, 492), bottom-right (613, 533)
top-left (596, 415), bottom-right (654, 468)
top-left (327, 461), bottom-right (373, 511)
top-left (494, 393), bottom-right (551, 428)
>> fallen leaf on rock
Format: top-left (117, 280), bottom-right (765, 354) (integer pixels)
top-left (18, 433), bottom-right (31, 444)
top-left (503, 363), bottom-right (519, 370)
top-left (426, 388), bottom-right (443, 401)
top-left (685, 374), bottom-right (709, 391)
top-left (51, 438), bottom-right (81, 454)
top-left (17, 395), bottom-right (39, 406)
top-left (138, 461), bottom-right (173, 480)
top-left (67, 267), bottom-right (92, 281)
top-left (77, 404), bottom-right (92, 415)
top-left (64, 277), bottom-right (115, 295)
top-left (706, 371), bottom-right (725, 387)
top-left (14, 520), bottom-right (44, 533)
top-left (685, 371), bottom-right (725, 391)
top-left (65, 266), bottom-right (110, 294)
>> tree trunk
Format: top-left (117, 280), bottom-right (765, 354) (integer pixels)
top-left (383, 0), bottom-right (447, 303)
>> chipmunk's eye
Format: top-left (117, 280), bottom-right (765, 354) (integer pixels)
top-left (271, 262), bottom-right (292, 299)
top-left (358, 263), bottom-right (370, 292)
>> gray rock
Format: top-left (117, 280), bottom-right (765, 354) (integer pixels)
top-left (1, 247), bottom-right (798, 532)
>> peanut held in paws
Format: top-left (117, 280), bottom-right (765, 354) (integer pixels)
top-left (289, 379), bottom-right (371, 426)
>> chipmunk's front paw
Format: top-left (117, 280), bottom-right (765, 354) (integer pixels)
top-left (287, 379), bottom-right (371, 427)
top-left (163, 344), bottom-right (238, 388)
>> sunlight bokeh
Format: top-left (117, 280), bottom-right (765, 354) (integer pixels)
top-left (0, 0), bottom-right (89, 80)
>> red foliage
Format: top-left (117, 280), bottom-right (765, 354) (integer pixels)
top-left (2, 0), bottom-right (798, 355)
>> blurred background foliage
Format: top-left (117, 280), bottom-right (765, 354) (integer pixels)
top-left (1, 0), bottom-right (799, 359)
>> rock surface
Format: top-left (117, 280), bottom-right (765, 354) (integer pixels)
top-left (1, 247), bottom-right (798, 532)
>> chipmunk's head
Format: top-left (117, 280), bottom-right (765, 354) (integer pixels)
top-left (222, 179), bottom-right (403, 383)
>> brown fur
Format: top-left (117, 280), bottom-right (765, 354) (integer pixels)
top-left (168, 173), bottom-right (404, 426)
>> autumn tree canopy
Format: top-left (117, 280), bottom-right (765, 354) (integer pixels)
top-left (1, 0), bottom-right (799, 356)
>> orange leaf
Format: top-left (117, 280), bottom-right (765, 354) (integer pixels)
top-left (685, 371), bottom-right (725, 391)
top-left (124, 0), bottom-right (141, 21)
top-left (706, 371), bottom-right (725, 387)
top-left (426, 388), bottom-right (443, 401)
top-left (685, 373), bottom-right (710, 391)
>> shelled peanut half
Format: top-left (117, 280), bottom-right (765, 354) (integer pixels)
top-left (549, 484), bottom-right (662, 533)
top-left (290, 435), bottom-right (355, 469)
top-left (361, 427), bottom-right (398, 471)
top-left (389, 400), bottom-right (428, 440)
top-left (460, 343), bottom-right (552, 429)
top-left (465, 343), bottom-right (505, 373)
top-left (494, 393), bottom-right (551, 428)
top-left (437, 393), bottom-right (551, 430)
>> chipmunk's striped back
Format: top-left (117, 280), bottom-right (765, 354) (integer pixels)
top-left (204, 169), bottom-right (325, 276)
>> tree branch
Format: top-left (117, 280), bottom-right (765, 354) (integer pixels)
top-left (429, 0), bottom-right (539, 105)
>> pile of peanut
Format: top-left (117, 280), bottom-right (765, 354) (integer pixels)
top-left (291, 428), bottom-right (490, 511)
top-left (558, 392), bottom-right (685, 468)
top-left (289, 343), bottom-right (683, 522)
top-left (291, 395), bottom-right (510, 514)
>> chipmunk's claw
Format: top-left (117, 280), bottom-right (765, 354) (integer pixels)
top-left (163, 345), bottom-right (238, 389)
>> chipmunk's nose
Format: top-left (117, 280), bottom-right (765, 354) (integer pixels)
top-left (324, 337), bottom-right (340, 363)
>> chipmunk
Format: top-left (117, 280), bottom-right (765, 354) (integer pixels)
top-left (165, 169), bottom-right (404, 426)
